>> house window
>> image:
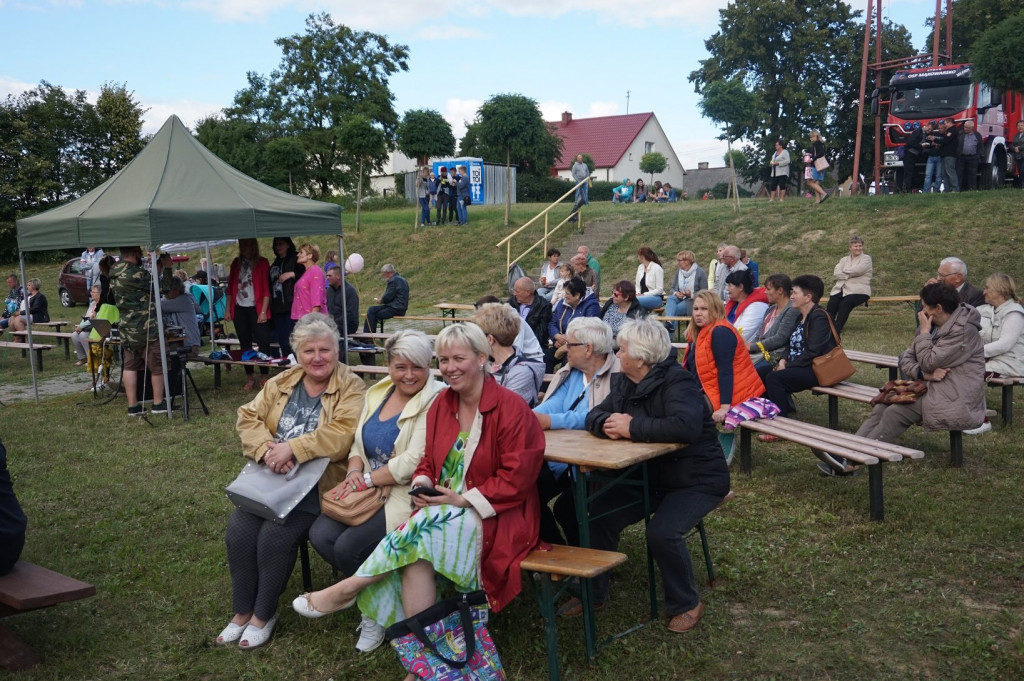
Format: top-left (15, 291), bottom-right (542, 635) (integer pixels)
top-left (644, 142), bottom-right (655, 154)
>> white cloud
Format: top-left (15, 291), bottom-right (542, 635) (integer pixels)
top-left (586, 101), bottom-right (619, 118)
top-left (538, 100), bottom-right (572, 122)
top-left (674, 139), bottom-right (730, 170)
top-left (443, 97), bottom-right (483, 143)
top-left (416, 25), bottom-right (487, 40)
top-left (141, 99), bottom-right (226, 135)
top-left (485, 0), bottom-right (728, 28)
top-left (0, 75), bottom-right (36, 100)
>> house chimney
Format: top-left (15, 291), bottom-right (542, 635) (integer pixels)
top-left (698, 162), bottom-right (709, 170)
top-left (561, 111), bottom-right (572, 125)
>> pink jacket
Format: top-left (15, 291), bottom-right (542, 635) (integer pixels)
top-left (291, 266), bottom-right (327, 319)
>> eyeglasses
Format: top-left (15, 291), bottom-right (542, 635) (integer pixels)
top-left (612, 291), bottom-right (622, 297)
top-left (935, 271), bottom-right (956, 279)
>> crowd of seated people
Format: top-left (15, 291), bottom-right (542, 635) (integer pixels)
top-left (611, 178), bottom-right (679, 203)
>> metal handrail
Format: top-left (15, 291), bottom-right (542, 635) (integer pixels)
top-left (495, 177), bottom-right (587, 275)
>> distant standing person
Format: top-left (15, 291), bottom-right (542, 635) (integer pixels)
top-left (455, 165), bottom-right (470, 225)
top-left (806, 130), bottom-right (829, 203)
top-left (227, 239), bottom-right (273, 390)
top-left (956, 119), bottom-right (983, 192)
top-left (571, 154), bottom-right (590, 205)
top-left (326, 264), bottom-right (360, 338)
top-left (1012, 120), bottom-right (1024, 189)
top-left (416, 166), bottom-right (431, 228)
top-left (901, 122), bottom-right (926, 193)
top-left (364, 264), bottom-right (409, 333)
top-left (938, 118), bottom-right (960, 193)
top-left (921, 121), bottom-right (943, 193)
top-left (269, 237), bottom-right (305, 360)
top-left (826, 235), bottom-right (873, 333)
top-left (80, 246), bottom-right (105, 290)
top-left (768, 140), bottom-right (790, 202)
top-left (291, 243), bottom-right (327, 319)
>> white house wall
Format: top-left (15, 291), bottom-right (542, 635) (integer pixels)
top-left (555, 117), bottom-right (685, 189)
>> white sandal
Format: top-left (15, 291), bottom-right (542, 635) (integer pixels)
top-left (238, 615), bottom-right (277, 649)
top-left (215, 620), bottom-right (248, 645)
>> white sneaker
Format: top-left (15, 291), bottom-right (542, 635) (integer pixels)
top-left (963, 421), bottom-right (992, 436)
top-left (355, 614), bottom-right (385, 653)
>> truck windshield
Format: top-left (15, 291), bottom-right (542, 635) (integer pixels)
top-left (890, 81), bottom-right (972, 119)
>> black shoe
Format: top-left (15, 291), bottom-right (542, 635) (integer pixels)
top-left (127, 404), bottom-right (144, 417)
top-left (819, 193), bottom-right (829, 204)
top-left (150, 402), bottom-right (168, 415)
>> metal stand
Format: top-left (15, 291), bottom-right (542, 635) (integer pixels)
top-left (174, 348), bottom-right (209, 421)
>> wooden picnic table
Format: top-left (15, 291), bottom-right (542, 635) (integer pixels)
top-left (543, 430), bottom-right (682, 658)
top-left (434, 302), bottom-right (476, 321)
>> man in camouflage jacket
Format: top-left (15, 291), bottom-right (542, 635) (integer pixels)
top-left (111, 246), bottom-right (174, 416)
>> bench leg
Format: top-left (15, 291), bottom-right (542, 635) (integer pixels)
top-left (532, 574), bottom-right (562, 681)
top-left (740, 427), bottom-right (752, 474)
top-left (213, 364), bottom-right (222, 389)
top-left (63, 338), bottom-right (70, 359)
top-left (35, 349), bottom-right (44, 371)
top-left (950, 431), bottom-right (963, 468)
top-left (1001, 384), bottom-right (1013, 426)
top-left (868, 463), bottom-right (884, 522)
top-left (828, 395), bottom-right (839, 430)
top-left (887, 367), bottom-right (897, 381)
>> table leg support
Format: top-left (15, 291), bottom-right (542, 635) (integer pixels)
top-left (950, 431), bottom-right (963, 468)
top-left (533, 574), bottom-right (561, 681)
top-left (828, 395), bottom-right (839, 430)
top-left (740, 428), bottom-right (752, 474)
top-left (868, 463), bottom-right (884, 522)
top-left (1001, 384), bottom-right (1013, 426)
top-left (642, 463), bottom-right (657, 621)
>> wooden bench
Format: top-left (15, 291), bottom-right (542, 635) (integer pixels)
top-left (198, 356), bottom-right (290, 388)
top-left (845, 349), bottom-right (900, 381)
top-left (371, 314), bottom-right (457, 332)
top-left (738, 415), bottom-right (924, 520)
top-left (11, 330), bottom-right (73, 359)
top-left (650, 315), bottom-right (692, 341)
top-left (31, 321), bottom-right (67, 333)
top-left (987, 375), bottom-right (1024, 427)
top-left (521, 545), bottom-right (627, 681)
top-left (0, 341), bottom-right (54, 370)
top-left (0, 561), bottom-right (96, 670)
top-left (811, 381), bottom-right (966, 466)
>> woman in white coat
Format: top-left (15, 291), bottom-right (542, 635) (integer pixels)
top-left (978, 273), bottom-right (1024, 377)
top-left (826, 235), bottom-right (872, 333)
top-left (635, 245), bottom-right (666, 311)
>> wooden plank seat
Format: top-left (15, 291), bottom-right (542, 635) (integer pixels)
top-left (198, 356), bottom-right (290, 388)
top-left (987, 375), bottom-right (1024, 426)
top-left (844, 349), bottom-right (900, 381)
top-left (11, 330), bottom-right (73, 359)
top-left (738, 415), bottom-right (924, 521)
top-left (521, 545), bottom-right (628, 681)
top-left (0, 341), bottom-right (54, 370)
top-left (811, 380), bottom-right (966, 466)
top-left (30, 321), bottom-right (67, 333)
top-left (0, 561), bottom-right (96, 671)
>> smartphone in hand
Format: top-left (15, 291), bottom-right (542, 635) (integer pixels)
top-left (409, 486), bottom-right (444, 498)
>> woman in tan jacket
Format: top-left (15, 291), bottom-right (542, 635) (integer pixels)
top-left (826, 235), bottom-right (873, 332)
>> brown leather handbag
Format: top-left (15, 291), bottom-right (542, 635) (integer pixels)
top-left (321, 484), bottom-right (386, 525)
top-left (812, 312), bottom-right (856, 387)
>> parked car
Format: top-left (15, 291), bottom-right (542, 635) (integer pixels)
top-left (57, 258), bottom-right (90, 307)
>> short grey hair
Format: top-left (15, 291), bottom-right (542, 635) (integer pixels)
top-left (381, 263), bottom-right (396, 274)
top-left (435, 321), bottom-right (489, 358)
top-left (616, 318), bottom-right (671, 367)
top-left (385, 329), bottom-right (433, 369)
top-left (566, 317), bottom-right (614, 355)
top-left (27, 278), bottom-right (42, 292)
top-left (940, 257), bottom-right (966, 277)
top-left (290, 312), bottom-right (339, 353)
top-left (723, 245), bottom-right (741, 260)
top-left (91, 283), bottom-right (102, 293)
top-left (849, 235), bottom-right (864, 245)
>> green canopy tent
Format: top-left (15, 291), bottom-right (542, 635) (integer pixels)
top-left (15, 115), bottom-right (348, 409)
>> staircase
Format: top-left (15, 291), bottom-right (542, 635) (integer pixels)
top-left (554, 218), bottom-right (640, 260)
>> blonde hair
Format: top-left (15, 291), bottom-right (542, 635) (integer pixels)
top-left (684, 290), bottom-right (726, 343)
top-left (299, 242), bottom-right (321, 264)
top-left (983, 272), bottom-right (1019, 304)
top-left (435, 322), bottom-right (489, 358)
top-left (385, 329), bottom-right (433, 369)
top-left (472, 303), bottom-right (521, 347)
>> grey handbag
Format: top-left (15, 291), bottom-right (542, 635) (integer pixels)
top-left (225, 457), bottom-right (330, 524)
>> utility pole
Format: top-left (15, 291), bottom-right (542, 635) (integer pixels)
top-left (626, 90), bottom-right (631, 115)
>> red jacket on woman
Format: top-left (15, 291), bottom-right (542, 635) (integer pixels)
top-left (226, 257), bottom-right (270, 320)
top-left (414, 375), bottom-right (545, 613)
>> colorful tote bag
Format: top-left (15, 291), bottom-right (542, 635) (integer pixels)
top-left (385, 591), bottom-right (505, 681)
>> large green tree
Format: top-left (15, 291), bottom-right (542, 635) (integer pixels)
top-left (469, 93), bottom-right (562, 225)
top-left (396, 109), bottom-right (455, 166)
top-left (971, 12), bottom-right (1024, 92)
top-left (0, 81), bottom-right (145, 261)
top-left (924, 0), bottom-right (1021, 62)
top-left (201, 13), bottom-right (408, 199)
top-left (689, 0), bottom-right (860, 183)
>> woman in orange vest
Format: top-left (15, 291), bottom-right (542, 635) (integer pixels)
top-left (683, 290), bottom-right (764, 424)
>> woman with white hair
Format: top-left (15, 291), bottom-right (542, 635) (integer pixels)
top-left (577, 318), bottom-right (729, 634)
top-left (534, 317), bottom-right (620, 545)
top-left (307, 330), bottom-right (444, 653)
top-left (293, 322), bottom-right (544, 678)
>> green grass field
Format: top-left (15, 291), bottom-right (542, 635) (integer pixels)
top-left (2, 191), bottom-right (1023, 680)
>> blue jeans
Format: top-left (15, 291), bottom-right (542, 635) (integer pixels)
top-left (636, 295), bottom-right (663, 310)
top-left (664, 295), bottom-right (693, 327)
top-left (922, 156), bottom-right (942, 193)
top-left (418, 197), bottom-right (430, 225)
top-left (456, 197), bottom-right (467, 224)
top-left (575, 181), bottom-right (589, 205)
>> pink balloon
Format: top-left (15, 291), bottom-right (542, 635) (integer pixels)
top-left (344, 253), bottom-right (364, 274)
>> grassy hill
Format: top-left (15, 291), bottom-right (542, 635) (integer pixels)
top-left (1, 191), bottom-right (1023, 680)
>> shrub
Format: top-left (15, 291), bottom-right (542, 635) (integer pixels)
top-left (516, 174), bottom-right (575, 203)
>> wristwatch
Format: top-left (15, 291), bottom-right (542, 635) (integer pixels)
top-left (363, 472), bottom-right (374, 488)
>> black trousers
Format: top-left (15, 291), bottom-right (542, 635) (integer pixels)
top-left (957, 155), bottom-right (980, 191)
top-left (233, 306), bottom-right (273, 375)
top-left (826, 292), bottom-right (869, 333)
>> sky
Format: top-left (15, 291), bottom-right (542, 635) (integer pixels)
top-left (1, 0), bottom-right (938, 170)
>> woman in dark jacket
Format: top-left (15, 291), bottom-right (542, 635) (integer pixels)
top-left (762, 275), bottom-right (837, 429)
top-left (268, 237), bottom-right (305, 359)
top-left (599, 280), bottom-right (647, 336)
top-left (578, 318), bottom-right (729, 634)
top-left (546, 277), bottom-right (601, 372)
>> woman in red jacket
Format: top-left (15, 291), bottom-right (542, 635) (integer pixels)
top-left (226, 239), bottom-right (272, 390)
top-left (292, 322), bottom-right (545, 667)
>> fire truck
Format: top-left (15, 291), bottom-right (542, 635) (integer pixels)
top-left (883, 63), bottom-right (1023, 189)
